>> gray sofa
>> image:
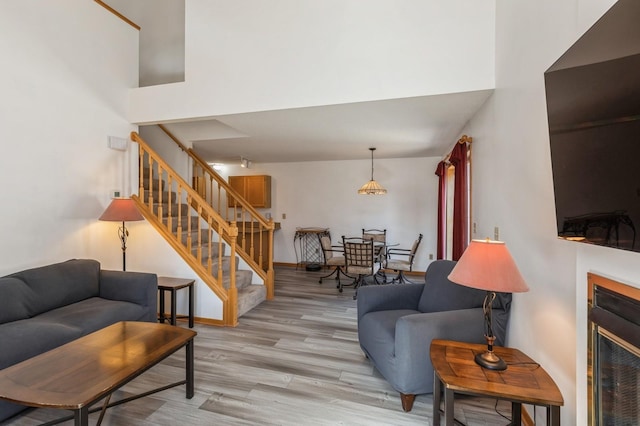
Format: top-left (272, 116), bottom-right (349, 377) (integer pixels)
top-left (0, 259), bottom-right (157, 421)
top-left (357, 260), bottom-right (511, 412)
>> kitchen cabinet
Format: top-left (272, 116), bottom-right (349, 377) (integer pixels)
top-left (228, 175), bottom-right (271, 208)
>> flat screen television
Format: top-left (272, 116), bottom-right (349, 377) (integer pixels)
top-left (545, 0), bottom-right (640, 252)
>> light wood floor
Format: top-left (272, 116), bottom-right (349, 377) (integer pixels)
top-left (2, 266), bottom-right (512, 425)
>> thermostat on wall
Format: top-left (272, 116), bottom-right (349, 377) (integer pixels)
top-left (108, 136), bottom-right (128, 151)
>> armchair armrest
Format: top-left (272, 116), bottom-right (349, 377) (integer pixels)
top-left (357, 283), bottom-right (424, 323)
top-left (99, 270), bottom-right (157, 310)
top-left (386, 248), bottom-right (411, 256)
top-left (392, 308), bottom-right (485, 394)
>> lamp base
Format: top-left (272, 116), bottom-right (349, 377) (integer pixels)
top-left (475, 351), bottom-right (507, 371)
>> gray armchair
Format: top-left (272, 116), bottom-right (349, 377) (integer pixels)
top-left (356, 260), bottom-right (512, 412)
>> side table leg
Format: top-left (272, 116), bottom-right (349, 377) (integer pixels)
top-left (188, 283), bottom-right (194, 328)
top-left (186, 339), bottom-right (194, 399)
top-left (171, 289), bottom-right (177, 326)
top-left (548, 405), bottom-right (560, 426)
top-left (512, 402), bottom-right (522, 425)
top-left (433, 372), bottom-right (442, 425)
top-left (158, 289), bottom-right (166, 323)
top-left (443, 387), bottom-right (454, 426)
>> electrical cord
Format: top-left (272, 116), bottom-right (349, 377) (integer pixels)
top-left (494, 398), bottom-right (512, 423)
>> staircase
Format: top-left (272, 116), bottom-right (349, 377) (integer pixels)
top-left (131, 131), bottom-right (276, 326)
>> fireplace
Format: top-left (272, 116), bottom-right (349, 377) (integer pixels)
top-left (588, 273), bottom-right (640, 425)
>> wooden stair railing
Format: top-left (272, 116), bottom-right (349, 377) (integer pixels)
top-left (157, 124), bottom-right (276, 299)
top-left (130, 132), bottom-right (240, 326)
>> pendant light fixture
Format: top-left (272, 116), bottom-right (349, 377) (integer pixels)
top-left (358, 147), bottom-right (387, 195)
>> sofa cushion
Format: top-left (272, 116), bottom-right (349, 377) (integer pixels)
top-left (418, 260), bottom-right (486, 313)
top-left (7, 259), bottom-right (101, 317)
top-left (0, 278), bottom-right (34, 324)
top-left (36, 297), bottom-right (151, 336)
top-left (0, 320), bottom-right (82, 370)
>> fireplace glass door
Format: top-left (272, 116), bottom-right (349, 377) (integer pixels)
top-left (595, 329), bottom-right (640, 425)
top-left (588, 273), bottom-right (640, 426)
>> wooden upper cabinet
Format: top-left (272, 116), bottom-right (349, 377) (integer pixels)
top-left (228, 175), bottom-right (272, 208)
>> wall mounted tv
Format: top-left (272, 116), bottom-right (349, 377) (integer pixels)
top-left (545, 0), bottom-right (640, 253)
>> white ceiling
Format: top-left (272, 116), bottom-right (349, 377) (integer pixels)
top-left (161, 90), bottom-right (492, 164)
top-left (106, 0), bottom-right (492, 165)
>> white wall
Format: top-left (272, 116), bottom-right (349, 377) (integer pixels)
top-left (465, 0), bottom-right (635, 424)
top-left (106, 0), bottom-right (186, 87)
top-left (0, 0), bottom-right (138, 273)
top-left (219, 156), bottom-right (440, 272)
top-left (128, 0), bottom-right (495, 123)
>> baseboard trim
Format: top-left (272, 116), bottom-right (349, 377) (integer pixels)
top-left (274, 262), bottom-right (426, 277)
top-left (274, 262), bottom-right (297, 267)
top-left (161, 314), bottom-right (225, 327)
top-left (193, 316), bottom-right (225, 326)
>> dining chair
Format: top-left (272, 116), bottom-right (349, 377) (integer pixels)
top-left (342, 236), bottom-right (380, 299)
top-left (362, 228), bottom-right (388, 281)
top-left (384, 233), bottom-right (423, 283)
top-left (318, 235), bottom-right (350, 286)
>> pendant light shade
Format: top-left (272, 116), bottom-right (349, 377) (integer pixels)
top-left (358, 147), bottom-right (387, 195)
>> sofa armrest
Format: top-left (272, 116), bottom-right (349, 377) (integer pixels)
top-left (99, 270), bottom-right (157, 310)
top-left (357, 283), bottom-right (424, 323)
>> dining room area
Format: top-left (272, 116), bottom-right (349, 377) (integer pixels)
top-left (295, 226), bottom-right (425, 299)
top-left (217, 154), bottom-right (442, 284)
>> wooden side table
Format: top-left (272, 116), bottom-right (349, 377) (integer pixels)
top-left (158, 277), bottom-right (195, 328)
top-left (430, 339), bottom-right (563, 426)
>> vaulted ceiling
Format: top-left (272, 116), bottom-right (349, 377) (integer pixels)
top-left (106, 0), bottom-right (492, 164)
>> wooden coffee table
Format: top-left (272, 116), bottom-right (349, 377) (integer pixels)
top-left (430, 339), bottom-right (563, 426)
top-left (0, 321), bottom-right (197, 425)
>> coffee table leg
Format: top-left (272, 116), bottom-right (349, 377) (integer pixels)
top-left (74, 407), bottom-right (88, 426)
top-left (433, 371), bottom-right (441, 425)
top-left (443, 387), bottom-right (454, 426)
top-left (512, 402), bottom-right (522, 425)
top-left (186, 339), bottom-right (194, 399)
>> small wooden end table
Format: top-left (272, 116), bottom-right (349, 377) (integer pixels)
top-left (158, 276), bottom-right (195, 328)
top-left (430, 339), bottom-right (563, 426)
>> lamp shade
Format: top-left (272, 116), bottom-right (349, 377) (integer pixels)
top-left (99, 198), bottom-right (144, 222)
top-left (358, 179), bottom-right (387, 195)
top-left (448, 239), bottom-right (529, 293)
